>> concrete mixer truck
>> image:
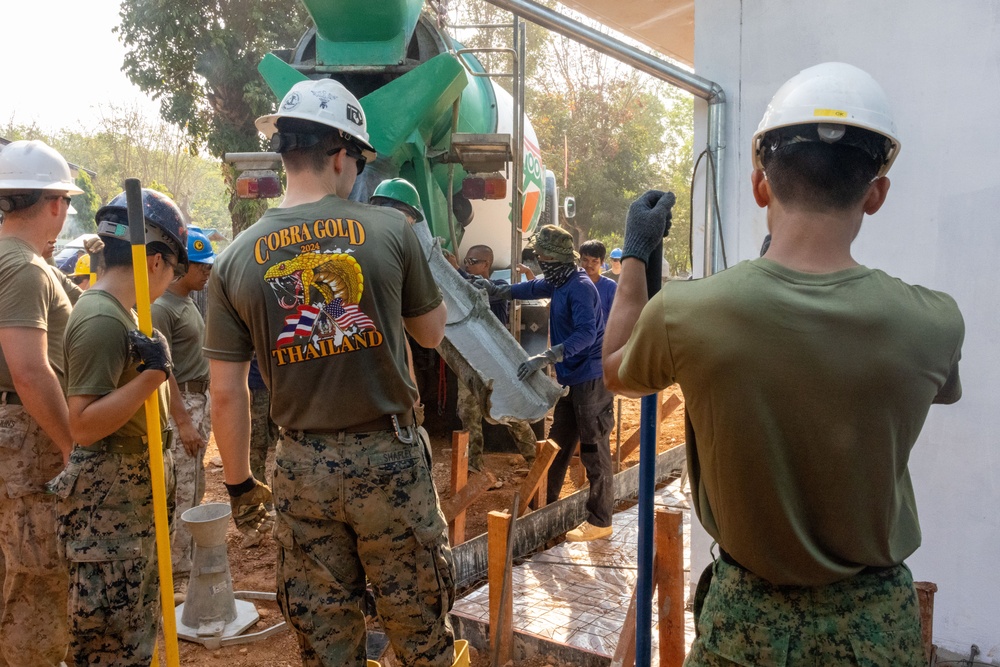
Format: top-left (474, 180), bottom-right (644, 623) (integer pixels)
top-left (232, 0), bottom-right (559, 270)
top-left (228, 0), bottom-right (566, 426)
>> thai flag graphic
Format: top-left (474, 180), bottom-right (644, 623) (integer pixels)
top-left (276, 305), bottom-right (321, 347)
top-left (326, 298), bottom-right (375, 331)
top-left (294, 305), bottom-right (321, 336)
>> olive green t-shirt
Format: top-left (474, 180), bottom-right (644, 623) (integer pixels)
top-left (64, 290), bottom-right (169, 438)
top-left (0, 237), bottom-right (73, 392)
top-left (204, 196), bottom-right (442, 431)
top-left (618, 259), bottom-right (964, 586)
top-left (152, 290), bottom-right (209, 384)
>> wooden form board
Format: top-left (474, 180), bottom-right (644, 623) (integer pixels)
top-left (618, 393), bottom-right (682, 461)
top-left (517, 439), bottom-right (559, 515)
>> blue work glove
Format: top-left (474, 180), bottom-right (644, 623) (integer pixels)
top-left (128, 329), bottom-right (173, 380)
top-left (517, 345), bottom-right (564, 381)
top-left (622, 190), bottom-right (676, 263)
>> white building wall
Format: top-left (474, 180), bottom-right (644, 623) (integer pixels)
top-left (690, 0), bottom-right (1000, 658)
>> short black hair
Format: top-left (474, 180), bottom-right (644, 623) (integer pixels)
top-left (759, 124), bottom-right (889, 212)
top-left (579, 240), bottom-right (606, 261)
top-left (274, 118), bottom-right (353, 174)
top-left (103, 237), bottom-right (176, 269)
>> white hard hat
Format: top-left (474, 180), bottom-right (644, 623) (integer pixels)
top-left (255, 79), bottom-right (376, 160)
top-left (0, 140), bottom-right (83, 194)
top-left (752, 62), bottom-right (900, 178)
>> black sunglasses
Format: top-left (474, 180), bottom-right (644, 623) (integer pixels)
top-left (326, 145), bottom-right (367, 175)
top-left (46, 195), bottom-right (72, 206)
top-left (464, 257), bottom-right (486, 266)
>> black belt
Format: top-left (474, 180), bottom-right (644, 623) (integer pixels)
top-left (285, 412), bottom-right (416, 438)
top-left (719, 548), bottom-right (896, 578)
top-left (0, 391), bottom-right (22, 406)
top-left (345, 412), bottom-right (414, 433)
top-left (83, 429), bottom-right (174, 455)
top-left (178, 380), bottom-right (209, 393)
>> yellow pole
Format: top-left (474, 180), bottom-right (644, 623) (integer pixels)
top-left (124, 179), bottom-right (180, 667)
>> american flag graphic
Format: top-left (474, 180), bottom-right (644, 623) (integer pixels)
top-left (325, 298), bottom-right (375, 331)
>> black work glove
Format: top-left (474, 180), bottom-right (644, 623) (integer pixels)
top-left (472, 278), bottom-right (512, 301)
top-left (622, 190), bottom-right (676, 264)
top-left (225, 476), bottom-right (274, 539)
top-left (517, 344), bottom-right (564, 381)
top-left (128, 329), bottom-right (173, 379)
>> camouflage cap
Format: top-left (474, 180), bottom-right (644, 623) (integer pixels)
top-left (530, 225), bottom-right (579, 262)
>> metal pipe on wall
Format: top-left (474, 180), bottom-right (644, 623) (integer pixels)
top-left (481, 0), bottom-right (725, 277)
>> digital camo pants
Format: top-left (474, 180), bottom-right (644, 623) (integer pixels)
top-left (273, 428), bottom-right (456, 667)
top-left (685, 558), bottom-right (926, 667)
top-left (52, 447), bottom-right (171, 667)
top-left (168, 390), bottom-right (211, 577)
top-left (456, 380), bottom-right (536, 471)
top-left (249, 386), bottom-right (279, 485)
top-left (546, 378), bottom-right (615, 527)
top-left (0, 403), bottom-right (67, 667)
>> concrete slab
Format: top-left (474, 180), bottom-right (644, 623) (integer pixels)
top-left (452, 480), bottom-right (697, 664)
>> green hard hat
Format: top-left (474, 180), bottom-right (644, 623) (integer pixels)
top-left (370, 178), bottom-right (424, 222)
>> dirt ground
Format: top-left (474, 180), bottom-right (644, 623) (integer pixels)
top-left (164, 388), bottom-right (686, 666)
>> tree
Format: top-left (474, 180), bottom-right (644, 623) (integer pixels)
top-left (529, 39), bottom-right (671, 244)
top-left (71, 171), bottom-right (101, 233)
top-left (116, 0), bottom-right (309, 234)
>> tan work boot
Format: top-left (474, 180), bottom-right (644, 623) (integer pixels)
top-left (173, 577), bottom-right (188, 605)
top-left (565, 521), bottom-right (613, 542)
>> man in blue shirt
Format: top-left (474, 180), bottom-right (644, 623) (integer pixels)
top-left (480, 225), bottom-right (614, 541)
top-left (579, 240), bottom-right (617, 323)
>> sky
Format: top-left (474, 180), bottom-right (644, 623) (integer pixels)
top-left (1, 0), bottom-right (160, 133)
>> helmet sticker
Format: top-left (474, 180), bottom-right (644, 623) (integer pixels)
top-left (193, 239), bottom-right (205, 251)
top-left (281, 92), bottom-right (301, 111)
top-left (311, 90), bottom-right (336, 110)
top-left (346, 104), bottom-right (364, 127)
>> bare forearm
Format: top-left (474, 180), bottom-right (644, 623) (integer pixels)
top-left (70, 371), bottom-right (166, 446)
top-left (167, 375), bottom-right (193, 427)
top-left (603, 258), bottom-right (651, 396)
top-left (14, 368), bottom-right (73, 455)
top-left (212, 385), bottom-right (252, 485)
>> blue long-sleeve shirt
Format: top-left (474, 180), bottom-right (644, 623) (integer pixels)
top-left (510, 269), bottom-right (605, 386)
top-left (594, 275), bottom-right (617, 323)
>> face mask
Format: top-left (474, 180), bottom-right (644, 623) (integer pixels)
top-left (539, 260), bottom-right (577, 287)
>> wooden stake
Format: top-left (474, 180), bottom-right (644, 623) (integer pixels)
top-left (518, 439), bottom-right (559, 515)
top-left (449, 430), bottom-right (469, 545)
top-left (488, 494), bottom-right (519, 667)
top-left (611, 582), bottom-right (639, 667)
top-left (532, 440), bottom-right (548, 510)
top-left (655, 508), bottom-right (685, 667)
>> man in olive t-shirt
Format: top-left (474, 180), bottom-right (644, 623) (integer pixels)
top-left (152, 226), bottom-right (215, 602)
top-left (205, 78), bottom-right (453, 667)
top-left (0, 140), bottom-right (78, 667)
top-left (604, 64), bottom-right (964, 666)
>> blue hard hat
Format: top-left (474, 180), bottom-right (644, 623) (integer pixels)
top-left (187, 226), bottom-right (215, 265)
top-left (610, 248), bottom-right (623, 259)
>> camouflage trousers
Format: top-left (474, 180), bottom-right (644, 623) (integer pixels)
top-left (685, 557), bottom-right (925, 667)
top-left (273, 427), bottom-right (456, 667)
top-left (0, 403), bottom-right (68, 667)
top-left (456, 380), bottom-right (536, 472)
top-left (168, 390), bottom-right (211, 576)
top-left (249, 386), bottom-right (279, 485)
top-left (52, 446), bottom-right (173, 667)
